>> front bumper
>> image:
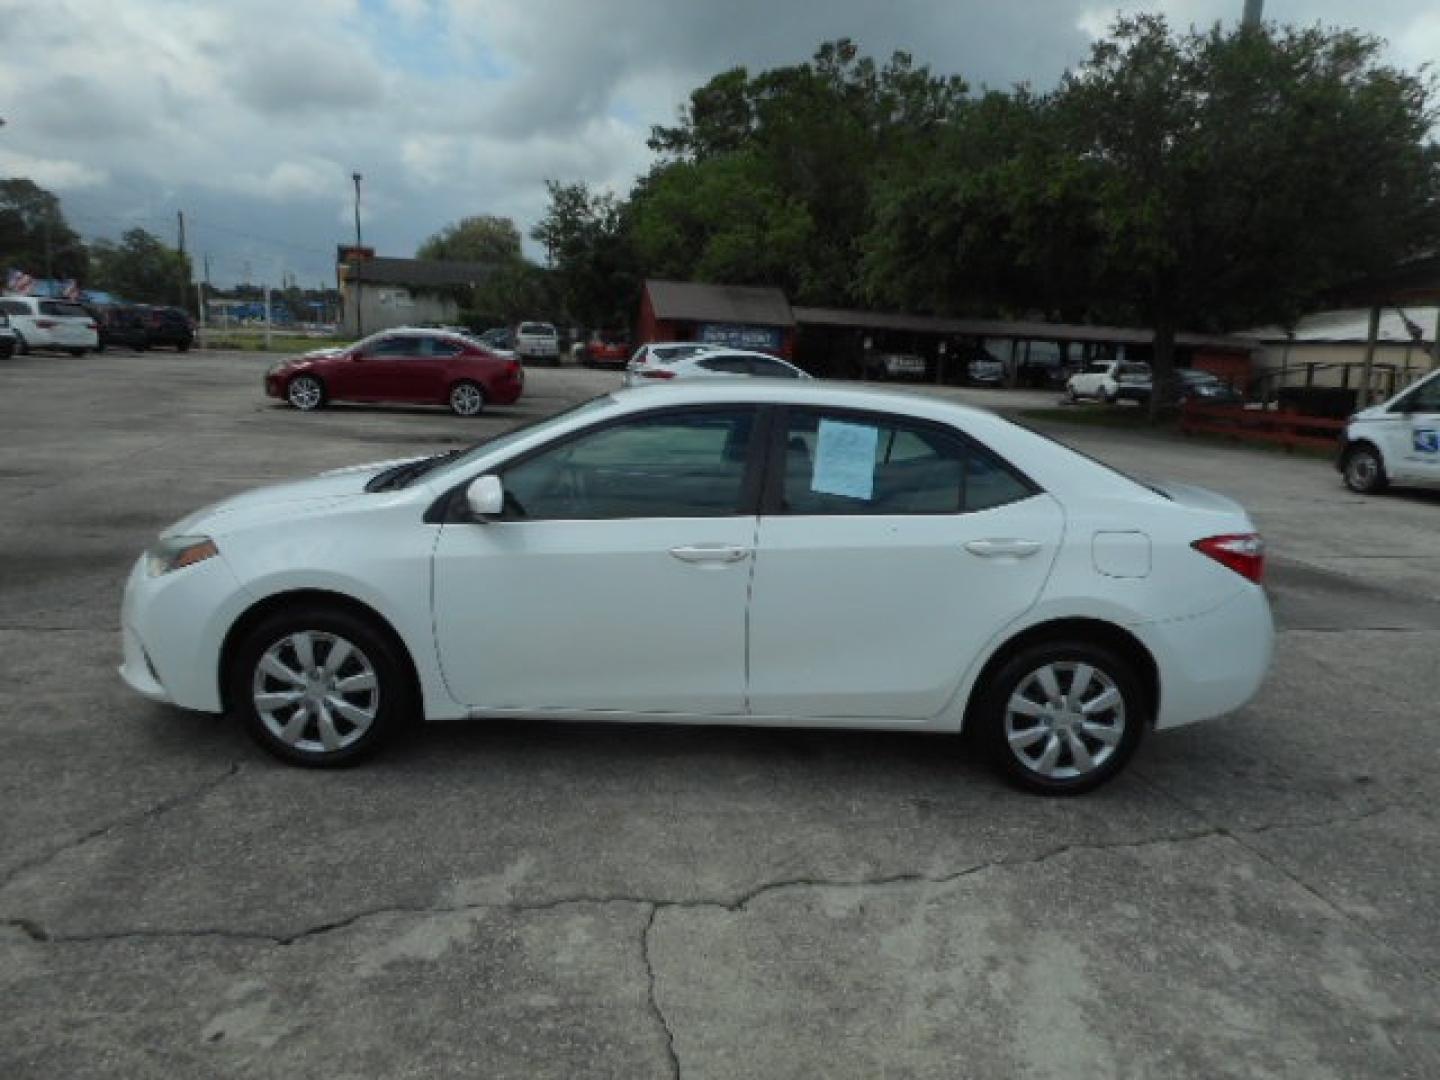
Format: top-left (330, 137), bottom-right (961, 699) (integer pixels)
top-left (118, 550), bottom-right (253, 713)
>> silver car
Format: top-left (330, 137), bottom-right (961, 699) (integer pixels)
top-left (624, 347), bottom-right (809, 386)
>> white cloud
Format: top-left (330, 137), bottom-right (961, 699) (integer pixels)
top-left (0, 150), bottom-right (108, 190)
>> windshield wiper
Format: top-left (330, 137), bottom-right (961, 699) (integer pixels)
top-left (366, 448), bottom-right (465, 492)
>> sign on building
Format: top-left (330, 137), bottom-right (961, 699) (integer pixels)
top-left (699, 323), bottom-right (783, 352)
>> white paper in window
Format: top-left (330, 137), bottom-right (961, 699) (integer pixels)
top-left (811, 420), bottom-right (878, 500)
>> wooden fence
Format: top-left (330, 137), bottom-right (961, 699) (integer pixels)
top-left (1179, 402), bottom-right (1346, 452)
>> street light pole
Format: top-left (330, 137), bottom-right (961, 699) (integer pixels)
top-left (352, 172), bottom-right (364, 338)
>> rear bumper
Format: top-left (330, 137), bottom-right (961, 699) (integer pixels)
top-left (1132, 585), bottom-right (1273, 730)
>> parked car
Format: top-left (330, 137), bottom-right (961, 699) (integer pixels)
top-left (1338, 368), bottom-right (1440, 494)
top-left (142, 306), bottom-right (195, 351)
top-left (0, 296), bottom-right (98, 355)
top-left (121, 381), bottom-right (1272, 793)
top-left (514, 321), bottom-right (560, 365)
top-left (967, 356), bottom-right (1005, 386)
top-left (626, 341), bottom-right (718, 378)
top-left (864, 351), bottom-right (928, 380)
top-left (580, 330), bottom-right (631, 368)
top-left (93, 304), bottom-right (150, 352)
top-left (1065, 360), bottom-right (1151, 404)
top-left (0, 310), bottom-right (15, 358)
top-left (263, 328), bottom-right (524, 417)
top-left (623, 348), bottom-right (808, 386)
top-left (1126, 368), bottom-right (1245, 407)
top-left (479, 327), bottom-right (514, 351)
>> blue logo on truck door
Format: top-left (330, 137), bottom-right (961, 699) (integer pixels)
top-left (1415, 429), bottom-right (1439, 454)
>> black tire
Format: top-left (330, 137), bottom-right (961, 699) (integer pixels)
top-left (229, 604), bottom-right (414, 767)
top-left (974, 640), bottom-right (1147, 795)
top-left (13, 332), bottom-right (28, 356)
top-left (1342, 444), bottom-right (1388, 494)
top-left (1102, 388), bottom-right (1117, 405)
top-left (68, 347), bottom-right (86, 357)
top-left (287, 374), bottom-right (325, 411)
top-left (449, 379), bottom-right (485, 417)
top-left (179, 340), bottom-right (191, 352)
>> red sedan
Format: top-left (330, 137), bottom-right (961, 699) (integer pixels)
top-left (265, 330), bottom-right (524, 416)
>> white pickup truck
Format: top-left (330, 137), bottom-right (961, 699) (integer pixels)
top-left (1338, 368), bottom-right (1440, 493)
top-left (514, 321), bottom-right (560, 365)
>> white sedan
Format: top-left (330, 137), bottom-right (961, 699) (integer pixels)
top-left (623, 347), bottom-right (808, 386)
top-left (120, 382), bottom-right (1272, 793)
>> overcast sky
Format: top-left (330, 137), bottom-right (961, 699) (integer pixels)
top-left (1, 0), bottom-right (1435, 287)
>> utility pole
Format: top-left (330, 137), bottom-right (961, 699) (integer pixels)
top-left (176, 210), bottom-right (187, 310)
top-left (352, 171), bottom-right (364, 338)
top-left (1242, 0), bottom-right (1263, 28)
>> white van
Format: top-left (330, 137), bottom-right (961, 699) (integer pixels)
top-left (1338, 368), bottom-right (1440, 493)
top-left (0, 296), bottom-right (99, 355)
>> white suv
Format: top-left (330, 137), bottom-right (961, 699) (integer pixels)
top-left (1066, 360), bottom-right (1151, 404)
top-left (514, 321), bottom-right (559, 364)
top-left (0, 296), bottom-right (99, 355)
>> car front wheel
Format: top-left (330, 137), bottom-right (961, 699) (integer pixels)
top-left (230, 606), bottom-right (412, 766)
top-left (287, 375), bottom-right (325, 411)
top-left (1342, 445), bottom-right (1388, 494)
top-left (977, 641), bottom-right (1146, 795)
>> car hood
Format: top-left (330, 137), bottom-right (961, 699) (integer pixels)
top-left (162, 457), bottom-right (425, 537)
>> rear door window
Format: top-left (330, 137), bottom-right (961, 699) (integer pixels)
top-left (41, 301), bottom-right (90, 318)
top-left (775, 409), bottom-right (1035, 516)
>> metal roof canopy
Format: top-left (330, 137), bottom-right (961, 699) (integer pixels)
top-left (646, 279), bottom-right (795, 327)
top-left (791, 305), bottom-right (1255, 351)
top-left (1322, 252), bottom-right (1440, 403)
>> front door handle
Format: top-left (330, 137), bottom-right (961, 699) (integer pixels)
top-left (964, 538), bottom-right (1043, 559)
top-left (669, 544), bottom-right (751, 564)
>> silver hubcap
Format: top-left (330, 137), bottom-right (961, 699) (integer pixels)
top-left (252, 631), bottom-right (379, 754)
top-left (289, 378), bottom-right (321, 410)
top-left (1347, 454), bottom-right (1376, 489)
top-left (1005, 661), bottom-right (1126, 780)
top-left (451, 383), bottom-right (482, 415)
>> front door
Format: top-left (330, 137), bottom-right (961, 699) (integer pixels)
top-left (431, 406), bottom-right (763, 713)
top-left (747, 407), bottom-right (1064, 719)
top-left (1385, 374), bottom-right (1440, 483)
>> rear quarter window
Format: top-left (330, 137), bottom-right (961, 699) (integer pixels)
top-left (40, 301), bottom-right (90, 318)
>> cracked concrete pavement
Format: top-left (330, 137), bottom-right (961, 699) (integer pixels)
top-left (2, 350), bottom-right (1438, 1078)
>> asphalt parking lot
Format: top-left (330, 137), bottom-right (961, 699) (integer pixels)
top-left (2, 348), bottom-right (1439, 1078)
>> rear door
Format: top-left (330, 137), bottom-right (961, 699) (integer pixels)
top-left (747, 406), bottom-right (1064, 720)
top-left (40, 300), bottom-right (95, 346)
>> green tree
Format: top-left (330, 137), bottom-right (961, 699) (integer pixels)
top-left (531, 180), bottom-right (639, 328)
top-left (0, 177), bottom-right (89, 281)
top-left (88, 227), bottom-right (191, 305)
top-left (416, 215), bottom-right (523, 264)
top-left (639, 39), bottom-right (968, 305)
top-left (1056, 15), bottom-right (1440, 414)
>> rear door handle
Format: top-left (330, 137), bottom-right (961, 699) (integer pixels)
top-left (964, 539), bottom-right (1043, 559)
top-left (669, 544), bottom-right (751, 564)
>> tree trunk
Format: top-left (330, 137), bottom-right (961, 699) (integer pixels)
top-left (1148, 320), bottom-right (1177, 424)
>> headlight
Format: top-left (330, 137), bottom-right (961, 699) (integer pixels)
top-left (146, 536), bottom-right (218, 577)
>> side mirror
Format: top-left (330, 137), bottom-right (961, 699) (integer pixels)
top-left (465, 475), bottom-right (504, 519)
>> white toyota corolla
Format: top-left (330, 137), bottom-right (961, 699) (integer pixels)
top-left (121, 382), bottom-right (1273, 793)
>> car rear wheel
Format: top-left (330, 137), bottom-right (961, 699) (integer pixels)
top-left (287, 375), bottom-right (325, 411)
top-left (68, 348), bottom-right (86, 357)
top-left (1343, 445), bottom-right (1387, 494)
top-left (13, 332), bottom-right (28, 356)
top-left (230, 606), bottom-right (412, 767)
top-left (449, 380), bottom-right (485, 417)
top-left (977, 641), bottom-right (1146, 795)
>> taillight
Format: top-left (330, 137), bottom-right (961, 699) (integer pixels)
top-left (35, 319), bottom-right (57, 329)
top-left (1193, 533), bottom-right (1265, 583)
top-left (640, 369), bottom-right (675, 379)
